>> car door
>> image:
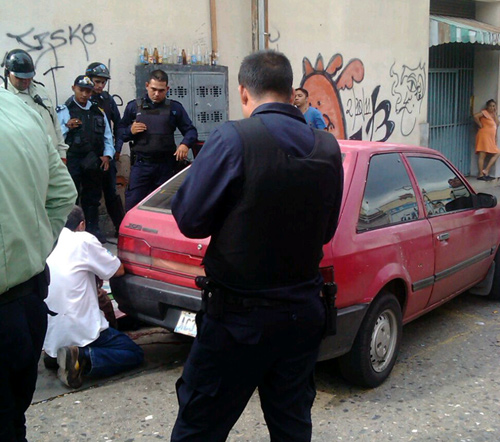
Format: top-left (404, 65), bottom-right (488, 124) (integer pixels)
top-left (406, 155), bottom-right (495, 307)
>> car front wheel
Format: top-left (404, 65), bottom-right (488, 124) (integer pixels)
top-left (339, 292), bottom-right (402, 388)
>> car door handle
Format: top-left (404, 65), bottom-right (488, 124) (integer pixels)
top-left (437, 233), bottom-right (450, 241)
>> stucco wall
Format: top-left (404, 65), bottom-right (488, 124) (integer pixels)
top-left (1, 0), bottom-right (429, 145)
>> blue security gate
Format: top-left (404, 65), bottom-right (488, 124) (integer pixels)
top-left (428, 44), bottom-right (474, 175)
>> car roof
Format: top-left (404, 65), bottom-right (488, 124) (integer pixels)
top-left (338, 140), bottom-right (440, 156)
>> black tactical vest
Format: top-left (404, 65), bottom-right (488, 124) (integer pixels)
top-left (65, 100), bottom-right (106, 156)
top-left (133, 98), bottom-right (176, 155)
top-left (204, 116), bottom-right (340, 291)
top-left (90, 91), bottom-right (112, 124)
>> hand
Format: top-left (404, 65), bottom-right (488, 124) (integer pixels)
top-left (115, 152), bottom-right (121, 162)
top-left (100, 156), bottom-right (110, 171)
top-left (66, 118), bottom-right (82, 129)
top-left (174, 144), bottom-right (189, 161)
top-left (131, 122), bottom-right (147, 135)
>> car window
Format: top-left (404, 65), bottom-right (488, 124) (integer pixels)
top-left (406, 156), bottom-right (472, 216)
top-left (139, 167), bottom-right (190, 213)
top-left (357, 153), bottom-right (418, 232)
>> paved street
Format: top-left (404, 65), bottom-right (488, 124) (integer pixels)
top-left (25, 179), bottom-right (500, 441)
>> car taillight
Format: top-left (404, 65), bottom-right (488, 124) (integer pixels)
top-left (320, 266), bottom-right (335, 283)
top-left (118, 235), bottom-right (152, 266)
top-left (151, 248), bottom-right (205, 277)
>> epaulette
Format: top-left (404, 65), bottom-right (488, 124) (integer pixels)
top-left (56, 104), bottom-right (66, 112)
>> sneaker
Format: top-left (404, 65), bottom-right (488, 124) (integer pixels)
top-left (485, 175), bottom-right (495, 181)
top-left (477, 176), bottom-right (486, 181)
top-left (43, 351), bottom-right (58, 370)
top-left (57, 346), bottom-right (86, 389)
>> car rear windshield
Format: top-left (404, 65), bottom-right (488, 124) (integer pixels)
top-left (139, 167), bottom-right (190, 213)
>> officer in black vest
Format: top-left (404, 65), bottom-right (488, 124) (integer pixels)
top-left (118, 69), bottom-right (197, 211)
top-left (85, 62), bottom-right (125, 236)
top-left (57, 75), bottom-right (115, 243)
top-left (170, 50), bottom-right (344, 441)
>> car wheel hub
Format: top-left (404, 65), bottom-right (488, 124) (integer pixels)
top-left (370, 309), bottom-right (397, 373)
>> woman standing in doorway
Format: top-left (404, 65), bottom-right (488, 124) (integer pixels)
top-left (474, 99), bottom-right (500, 181)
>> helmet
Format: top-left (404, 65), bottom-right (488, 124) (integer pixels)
top-left (85, 62), bottom-right (111, 79)
top-left (4, 49), bottom-right (35, 78)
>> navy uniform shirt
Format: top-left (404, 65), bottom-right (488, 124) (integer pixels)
top-left (172, 102), bottom-right (344, 303)
top-left (118, 95), bottom-right (198, 150)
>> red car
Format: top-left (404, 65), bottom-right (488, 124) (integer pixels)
top-left (111, 141), bottom-right (500, 387)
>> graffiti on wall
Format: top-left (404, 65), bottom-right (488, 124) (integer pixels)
top-left (300, 53), bottom-right (395, 142)
top-left (389, 62), bottom-right (426, 136)
top-left (2, 23), bottom-right (121, 106)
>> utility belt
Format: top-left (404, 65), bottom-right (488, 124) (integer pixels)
top-left (0, 265), bottom-right (50, 306)
top-left (134, 153), bottom-right (171, 164)
top-left (195, 276), bottom-right (288, 319)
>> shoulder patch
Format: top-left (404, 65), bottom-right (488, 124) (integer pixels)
top-left (56, 104), bottom-right (67, 112)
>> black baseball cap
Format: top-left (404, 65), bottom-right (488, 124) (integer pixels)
top-left (73, 75), bottom-right (94, 89)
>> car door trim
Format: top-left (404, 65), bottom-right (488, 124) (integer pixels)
top-left (412, 247), bottom-right (495, 292)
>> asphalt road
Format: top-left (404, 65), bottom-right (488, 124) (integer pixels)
top-left (25, 179), bottom-right (500, 441)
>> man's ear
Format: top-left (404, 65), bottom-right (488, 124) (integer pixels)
top-left (288, 89), bottom-right (295, 104)
top-left (145, 81), bottom-right (149, 89)
top-left (76, 220), bottom-right (86, 232)
top-left (239, 85), bottom-right (248, 106)
top-left (71, 85), bottom-right (76, 94)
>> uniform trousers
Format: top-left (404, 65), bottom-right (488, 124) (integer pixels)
top-left (125, 155), bottom-right (177, 211)
top-left (171, 296), bottom-right (325, 442)
top-left (0, 283), bottom-right (49, 442)
top-left (102, 159), bottom-right (125, 233)
top-left (66, 155), bottom-right (103, 235)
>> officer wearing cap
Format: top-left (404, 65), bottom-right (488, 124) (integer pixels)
top-left (85, 62), bottom-right (124, 236)
top-left (118, 69), bottom-right (198, 211)
top-left (57, 75), bottom-right (115, 243)
top-left (2, 48), bottom-right (68, 161)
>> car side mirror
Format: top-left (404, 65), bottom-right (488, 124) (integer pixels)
top-left (474, 192), bottom-right (497, 209)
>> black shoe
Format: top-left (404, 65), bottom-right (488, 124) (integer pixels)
top-left (57, 346), bottom-right (86, 389)
top-left (43, 351), bottom-right (58, 370)
top-left (477, 176), bottom-right (486, 181)
top-left (485, 175), bottom-right (495, 181)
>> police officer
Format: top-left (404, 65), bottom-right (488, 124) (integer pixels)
top-left (0, 87), bottom-right (76, 442)
top-left (85, 62), bottom-right (125, 236)
top-left (118, 69), bottom-right (197, 211)
top-left (170, 50), bottom-right (344, 441)
top-left (3, 48), bottom-right (68, 160)
top-left (57, 75), bottom-right (115, 243)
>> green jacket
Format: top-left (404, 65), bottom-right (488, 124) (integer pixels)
top-left (0, 88), bottom-right (77, 295)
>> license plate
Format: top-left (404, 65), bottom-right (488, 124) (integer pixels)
top-left (174, 311), bottom-right (197, 337)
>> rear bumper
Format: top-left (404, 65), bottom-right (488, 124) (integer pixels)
top-left (111, 274), bottom-right (369, 358)
top-left (110, 274), bottom-right (202, 331)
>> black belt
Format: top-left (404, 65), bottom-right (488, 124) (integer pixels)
top-left (0, 275), bottom-right (38, 306)
top-left (137, 155), bottom-right (169, 164)
top-left (196, 276), bottom-right (287, 317)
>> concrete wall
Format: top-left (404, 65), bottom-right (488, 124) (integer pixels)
top-left (1, 0), bottom-right (429, 145)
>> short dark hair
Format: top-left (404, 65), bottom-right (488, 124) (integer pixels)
top-left (65, 205), bottom-right (85, 231)
top-left (486, 99), bottom-right (497, 107)
top-left (149, 69), bottom-right (168, 85)
top-left (238, 50), bottom-right (293, 99)
top-left (295, 87), bottom-right (308, 97)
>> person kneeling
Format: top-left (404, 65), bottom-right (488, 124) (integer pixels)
top-left (43, 206), bottom-right (144, 388)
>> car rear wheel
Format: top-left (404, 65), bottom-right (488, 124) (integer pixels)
top-left (487, 250), bottom-right (500, 300)
top-left (338, 291), bottom-right (402, 388)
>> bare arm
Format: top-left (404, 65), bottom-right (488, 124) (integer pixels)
top-left (112, 263), bottom-right (125, 278)
top-left (473, 112), bottom-right (483, 128)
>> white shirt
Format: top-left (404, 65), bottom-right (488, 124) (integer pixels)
top-left (43, 227), bottom-right (121, 357)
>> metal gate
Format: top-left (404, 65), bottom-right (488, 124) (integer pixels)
top-left (428, 44), bottom-right (474, 175)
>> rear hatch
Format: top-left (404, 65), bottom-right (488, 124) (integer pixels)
top-left (118, 167), bottom-right (208, 289)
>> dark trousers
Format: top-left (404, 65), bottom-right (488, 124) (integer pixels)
top-left (0, 284), bottom-right (49, 442)
top-left (125, 156), bottom-right (177, 211)
top-left (171, 297), bottom-right (325, 442)
top-left (102, 159), bottom-right (125, 232)
top-left (67, 156), bottom-right (103, 234)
